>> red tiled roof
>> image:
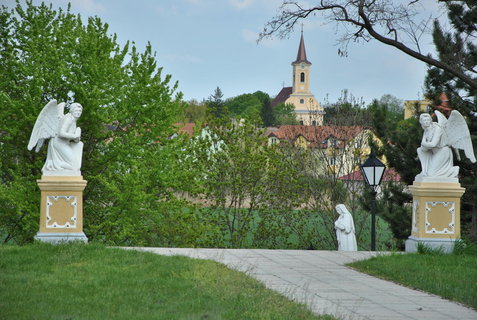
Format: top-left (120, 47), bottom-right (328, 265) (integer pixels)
top-left (271, 87), bottom-right (293, 108)
top-left (268, 125), bottom-right (367, 148)
top-left (338, 168), bottom-right (401, 182)
top-left (174, 122), bottom-right (196, 137)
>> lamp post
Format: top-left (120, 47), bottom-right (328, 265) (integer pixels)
top-left (360, 152), bottom-right (386, 251)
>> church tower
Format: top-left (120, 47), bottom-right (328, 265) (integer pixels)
top-left (272, 31), bottom-right (324, 125)
top-left (292, 31), bottom-right (312, 95)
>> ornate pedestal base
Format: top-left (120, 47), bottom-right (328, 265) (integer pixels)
top-left (34, 176), bottom-right (88, 243)
top-left (405, 181), bottom-right (465, 253)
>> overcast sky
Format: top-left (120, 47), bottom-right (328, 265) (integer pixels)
top-left (3, 0), bottom-right (443, 105)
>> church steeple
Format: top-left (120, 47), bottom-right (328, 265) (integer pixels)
top-left (291, 30), bottom-right (312, 94)
top-left (272, 29), bottom-right (324, 126)
top-left (293, 30), bottom-right (311, 65)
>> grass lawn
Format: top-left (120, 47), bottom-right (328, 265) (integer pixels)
top-left (348, 252), bottom-right (477, 310)
top-left (0, 243), bottom-right (334, 320)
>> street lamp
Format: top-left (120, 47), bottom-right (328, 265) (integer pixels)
top-left (360, 152), bottom-right (386, 251)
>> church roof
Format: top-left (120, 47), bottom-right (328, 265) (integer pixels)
top-left (293, 32), bottom-right (311, 65)
top-left (271, 86), bottom-right (293, 108)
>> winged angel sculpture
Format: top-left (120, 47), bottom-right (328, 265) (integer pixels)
top-left (28, 100), bottom-right (83, 176)
top-left (416, 110), bottom-right (476, 182)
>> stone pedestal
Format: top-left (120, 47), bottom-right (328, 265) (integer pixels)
top-left (34, 176), bottom-right (88, 243)
top-left (405, 181), bottom-right (465, 253)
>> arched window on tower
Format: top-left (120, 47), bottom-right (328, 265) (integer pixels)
top-left (300, 72), bottom-right (305, 83)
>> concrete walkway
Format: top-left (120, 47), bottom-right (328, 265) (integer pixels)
top-left (128, 248), bottom-right (477, 320)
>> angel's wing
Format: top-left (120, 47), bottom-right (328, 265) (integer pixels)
top-left (446, 110), bottom-right (476, 163)
top-left (435, 110), bottom-right (448, 127)
top-left (27, 100), bottom-right (64, 152)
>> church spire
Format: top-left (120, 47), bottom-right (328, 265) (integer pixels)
top-left (293, 29), bottom-right (311, 65)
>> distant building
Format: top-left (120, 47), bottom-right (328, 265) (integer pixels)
top-left (272, 31), bottom-right (324, 126)
top-left (338, 168), bottom-right (402, 196)
top-left (404, 100), bottom-right (431, 119)
top-left (267, 125), bottom-right (380, 176)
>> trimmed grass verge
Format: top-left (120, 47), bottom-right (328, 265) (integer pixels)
top-left (0, 243), bottom-right (334, 320)
top-left (348, 252), bottom-right (477, 310)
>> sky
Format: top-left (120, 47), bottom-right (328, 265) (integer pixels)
top-left (3, 0), bottom-right (443, 105)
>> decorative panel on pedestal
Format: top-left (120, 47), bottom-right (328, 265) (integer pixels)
top-left (35, 176), bottom-right (88, 243)
top-left (405, 181), bottom-right (465, 253)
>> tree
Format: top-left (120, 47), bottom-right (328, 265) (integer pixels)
top-left (225, 93), bottom-right (263, 125)
top-left (221, 91), bottom-right (274, 126)
top-left (425, 1), bottom-right (477, 111)
top-left (0, 1), bottom-right (188, 245)
top-left (368, 96), bottom-right (418, 245)
top-left (182, 99), bottom-right (208, 123)
top-left (192, 121), bottom-right (271, 247)
top-left (261, 1), bottom-right (477, 243)
top-left (322, 89), bottom-right (369, 126)
top-left (260, 1), bottom-right (477, 99)
top-left (274, 103), bottom-right (299, 125)
top-left (253, 91), bottom-right (275, 126)
top-left (423, 1), bottom-right (477, 241)
top-left (260, 96), bottom-right (275, 127)
top-left (267, 95), bottom-right (395, 249)
top-left (207, 86), bottom-right (228, 119)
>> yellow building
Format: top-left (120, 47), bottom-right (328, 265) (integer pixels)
top-left (267, 125), bottom-right (379, 176)
top-left (272, 31), bottom-right (324, 126)
top-left (404, 100), bottom-right (431, 119)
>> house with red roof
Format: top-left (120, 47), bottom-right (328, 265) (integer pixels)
top-left (267, 124), bottom-right (385, 178)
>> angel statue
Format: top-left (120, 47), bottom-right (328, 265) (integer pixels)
top-left (28, 100), bottom-right (83, 176)
top-left (415, 110), bottom-right (476, 182)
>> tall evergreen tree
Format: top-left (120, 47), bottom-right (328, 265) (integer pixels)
top-left (207, 86), bottom-right (228, 119)
top-left (424, 0), bottom-right (477, 241)
top-left (368, 97), bottom-right (419, 245)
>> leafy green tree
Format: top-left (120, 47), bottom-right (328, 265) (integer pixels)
top-left (250, 91), bottom-right (275, 126)
top-left (193, 121), bottom-right (270, 247)
top-left (0, 1), bottom-right (190, 245)
top-left (323, 90), bottom-right (369, 126)
top-left (273, 103), bottom-right (298, 125)
top-left (182, 99), bottom-right (207, 123)
top-left (222, 91), bottom-right (274, 126)
top-left (225, 93), bottom-right (263, 125)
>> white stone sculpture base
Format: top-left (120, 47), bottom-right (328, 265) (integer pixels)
top-left (35, 176), bottom-right (88, 244)
top-left (405, 236), bottom-right (456, 253)
top-left (35, 232), bottom-right (88, 244)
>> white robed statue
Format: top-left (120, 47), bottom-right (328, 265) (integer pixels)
top-left (28, 100), bottom-right (83, 176)
top-left (335, 204), bottom-right (357, 251)
top-left (416, 110), bottom-right (475, 182)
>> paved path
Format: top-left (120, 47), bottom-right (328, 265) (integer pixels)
top-left (127, 248), bottom-right (477, 320)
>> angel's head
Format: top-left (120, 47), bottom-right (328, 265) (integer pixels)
top-left (419, 113), bottom-right (432, 129)
top-left (69, 103), bottom-right (83, 118)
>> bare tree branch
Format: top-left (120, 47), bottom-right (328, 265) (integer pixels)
top-left (259, 0), bottom-right (477, 92)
